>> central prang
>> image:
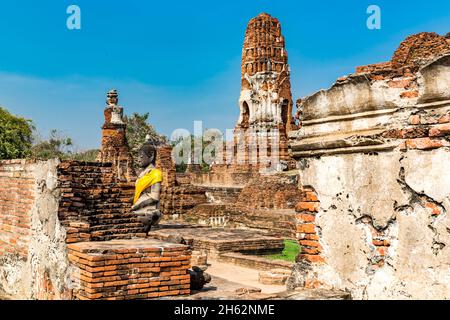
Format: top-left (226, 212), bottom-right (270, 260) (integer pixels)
top-left (131, 138), bottom-right (163, 234)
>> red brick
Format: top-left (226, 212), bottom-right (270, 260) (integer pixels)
top-left (301, 247), bottom-right (322, 255)
top-left (389, 79), bottom-right (411, 89)
top-left (301, 191), bottom-right (318, 202)
top-left (372, 239), bottom-right (390, 247)
top-left (296, 223), bottom-right (316, 234)
top-left (406, 138), bottom-right (448, 150)
top-left (297, 254), bottom-right (326, 264)
top-left (296, 213), bottom-right (315, 222)
top-left (425, 202), bottom-right (442, 216)
top-left (295, 202), bottom-right (319, 213)
top-left (409, 115), bottom-right (421, 125)
top-left (429, 123), bottom-right (450, 137)
top-left (376, 247), bottom-right (388, 256)
top-left (400, 90), bottom-right (419, 99)
top-left (438, 114), bottom-right (450, 124)
top-left (299, 240), bottom-right (321, 248)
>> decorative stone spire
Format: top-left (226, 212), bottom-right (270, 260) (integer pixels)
top-left (232, 13), bottom-right (293, 170)
top-left (97, 89), bottom-right (134, 181)
top-left (106, 89), bottom-right (119, 106)
top-left (104, 89), bottom-right (125, 126)
top-left (241, 13), bottom-right (289, 80)
top-left (237, 13), bottom-right (293, 131)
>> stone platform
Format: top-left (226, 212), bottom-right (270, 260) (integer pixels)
top-left (182, 204), bottom-right (297, 238)
top-left (68, 239), bottom-right (191, 300)
top-left (218, 252), bottom-right (293, 271)
top-left (149, 224), bottom-right (285, 258)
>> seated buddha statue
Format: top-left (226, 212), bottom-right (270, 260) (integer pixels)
top-left (131, 139), bottom-right (163, 234)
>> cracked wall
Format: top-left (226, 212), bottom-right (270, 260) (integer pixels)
top-left (288, 34), bottom-right (450, 299)
top-left (295, 150), bottom-right (450, 299)
top-left (0, 159), bottom-right (72, 299)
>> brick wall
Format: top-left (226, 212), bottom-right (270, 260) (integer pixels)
top-left (57, 152), bottom-right (208, 242)
top-left (295, 188), bottom-right (325, 266)
top-left (383, 112), bottom-right (450, 150)
top-left (57, 161), bottom-right (147, 243)
top-left (391, 32), bottom-right (450, 69)
top-left (156, 146), bottom-right (208, 218)
top-left (184, 204), bottom-right (296, 238)
top-left (355, 32), bottom-right (450, 76)
top-left (236, 173), bottom-right (302, 210)
top-left (0, 160), bottom-right (35, 259)
top-left (0, 159), bottom-right (72, 300)
top-left (178, 173), bottom-right (300, 238)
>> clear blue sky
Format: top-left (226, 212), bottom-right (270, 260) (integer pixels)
top-left (0, 0), bottom-right (449, 150)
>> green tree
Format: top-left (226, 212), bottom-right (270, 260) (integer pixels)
top-left (70, 149), bottom-right (99, 162)
top-left (30, 129), bottom-right (74, 160)
top-left (171, 135), bottom-right (213, 173)
top-left (124, 112), bottom-right (167, 162)
top-left (31, 129), bottom-right (99, 161)
top-left (0, 107), bottom-right (35, 159)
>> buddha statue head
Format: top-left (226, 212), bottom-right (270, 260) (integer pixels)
top-left (137, 138), bottom-right (157, 169)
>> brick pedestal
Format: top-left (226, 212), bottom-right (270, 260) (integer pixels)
top-left (68, 239), bottom-right (191, 300)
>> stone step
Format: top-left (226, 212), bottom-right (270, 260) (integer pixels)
top-left (218, 252), bottom-right (293, 271)
top-left (89, 222), bottom-right (143, 232)
top-left (149, 225), bottom-right (285, 259)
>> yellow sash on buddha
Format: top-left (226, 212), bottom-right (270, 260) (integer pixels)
top-left (133, 168), bottom-right (163, 205)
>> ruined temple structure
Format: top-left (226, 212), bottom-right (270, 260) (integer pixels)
top-left (97, 89), bottom-right (135, 182)
top-left (0, 91), bottom-right (194, 300)
top-left (232, 13), bottom-right (294, 170)
top-left (289, 32), bottom-right (450, 299)
top-left (1, 13), bottom-right (450, 301)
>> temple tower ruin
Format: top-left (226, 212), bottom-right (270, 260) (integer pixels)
top-left (234, 13), bottom-right (293, 169)
top-left (97, 89), bottom-right (134, 181)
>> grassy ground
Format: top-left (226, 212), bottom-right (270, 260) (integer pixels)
top-left (265, 240), bottom-right (300, 262)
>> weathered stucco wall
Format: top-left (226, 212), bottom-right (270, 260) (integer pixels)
top-left (289, 42), bottom-right (450, 299)
top-left (296, 149), bottom-right (450, 299)
top-left (0, 159), bottom-right (72, 299)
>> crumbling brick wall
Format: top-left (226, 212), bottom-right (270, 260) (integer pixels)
top-left (0, 159), bottom-right (71, 300)
top-left (295, 188), bottom-right (324, 266)
top-left (391, 32), bottom-right (450, 69)
top-left (179, 173), bottom-right (300, 238)
top-left (57, 161), bottom-right (146, 243)
top-left (288, 35), bottom-right (450, 299)
top-left (0, 157), bottom-right (195, 300)
top-left (236, 173), bottom-right (302, 210)
top-left (0, 160), bottom-right (34, 259)
top-left (355, 32), bottom-right (450, 77)
top-left (156, 146), bottom-right (208, 219)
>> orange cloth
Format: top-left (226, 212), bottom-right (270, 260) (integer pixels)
top-left (133, 168), bottom-right (163, 205)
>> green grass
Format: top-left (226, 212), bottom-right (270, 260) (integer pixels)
top-left (265, 240), bottom-right (300, 262)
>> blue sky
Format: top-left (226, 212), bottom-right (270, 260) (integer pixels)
top-left (0, 0), bottom-right (449, 150)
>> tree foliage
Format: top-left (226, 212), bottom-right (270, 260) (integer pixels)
top-left (0, 107), bottom-right (35, 159)
top-left (172, 135), bottom-right (212, 173)
top-left (124, 112), bottom-right (167, 162)
top-left (31, 129), bottom-right (99, 161)
top-left (30, 129), bottom-right (74, 160)
top-left (1, 108), bottom-right (161, 163)
top-left (70, 149), bottom-right (99, 162)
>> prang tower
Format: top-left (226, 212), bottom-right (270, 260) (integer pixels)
top-left (234, 13), bottom-right (293, 168)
